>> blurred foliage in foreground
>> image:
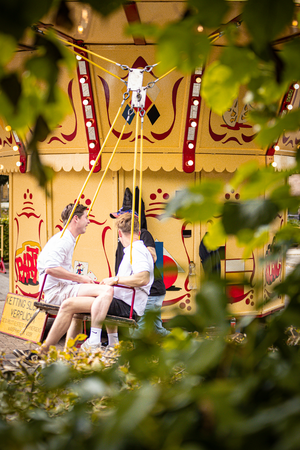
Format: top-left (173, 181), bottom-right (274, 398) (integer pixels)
top-left (1, 268), bottom-right (300, 450)
top-left (1, 153), bottom-right (300, 448)
top-left (1, 1), bottom-right (300, 449)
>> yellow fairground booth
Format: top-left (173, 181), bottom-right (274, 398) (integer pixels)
top-left (0, 1), bottom-right (296, 336)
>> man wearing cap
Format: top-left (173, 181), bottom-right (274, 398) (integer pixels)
top-left (110, 187), bottom-right (170, 339)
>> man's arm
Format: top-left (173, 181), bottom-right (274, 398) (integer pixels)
top-left (147, 246), bottom-right (157, 263)
top-left (101, 271), bottom-right (150, 287)
top-left (45, 267), bottom-right (94, 284)
top-left (140, 229), bottom-right (157, 263)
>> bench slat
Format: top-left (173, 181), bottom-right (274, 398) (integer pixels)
top-left (34, 301), bottom-right (139, 328)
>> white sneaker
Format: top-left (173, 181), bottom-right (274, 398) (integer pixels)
top-left (80, 338), bottom-right (101, 353)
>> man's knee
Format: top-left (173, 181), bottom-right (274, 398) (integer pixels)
top-left (60, 297), bottom-right (76, 313)
top-left (98, 285), bottom-right (114, 299)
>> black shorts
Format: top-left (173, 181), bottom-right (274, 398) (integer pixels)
top-left (107, 298), bottom-right (137, 320)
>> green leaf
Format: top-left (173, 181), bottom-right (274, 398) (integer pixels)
top-left (230, 160), bottom-right (261, 190)
top-left (87, 0), bottom-right (126, 17)
top-left (281, 39), bottom-right (300, 83)
top-left (188, 0), bottom-right (229, 28)
top-left (296, 145), bottom-right (300, 164)
top-left (42, 362), bottom-right (71, 389)
top-left (27, 115), bottom-right (55, 191)
top-left (247, 73), bottom-right (288, 105)
top-left (46, 29), bottom-right (76, 74)
top-left (222, 199), bottom-right (279, 234)
top-left (156, 20), bottom-right (211, 74)
top-left (30, 147), bottom-right (55, 193)
top-left (277, 223), bottom-right (300, 245)
top-left (26, 56), bottom-right (57, 85)
top-left (0, 74), bottom-right (21, 109)
top-left (220, 46), bottom-right (259, 82)
top-left (237, 226), bottom-right (270, 258)
top-left (243, 0), bottom-right (294, 53)
top-left (201, 61), bottom-right (238, 114)
top-left (186, 337), bottom-right (226, 374)
top-left (254, 107), bottom-right (300, 148)
top-left (202, 47), bottom-right (260, 115)
top-left (270, 184), bottom-right (300, 211)
top-left (73, 377), bottom-right (107, 401)
top-left (164, 180), bottom-right (223, 222)
top-left (43, 86), bottom-right (73, 129)
top-left (238, 166), bottom-right (290, 200)
top-left (195, 279), bottom-right (229, 329)
top-left (126, 23), bottom-right (160, 41)
top-left (0, 0), bottom-right (54, 41)
top-left (0, 33), bottom-right (16, 65)
top-left (203, 220), bottom-right (226, 250)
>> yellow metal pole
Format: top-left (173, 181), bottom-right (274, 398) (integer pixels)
top-left (157, 66), bottom-right (177, 81)
top-left (138, 117), bottom-right (144, 231)
top-left (75, 123), bottom-right (127, 246)
top-left (130, 112), bottom-right (140, 264)
top-left (61, 105), bottom-right (123, 237)
top-left (66, 46), bottom-right (122, 81)
top-left (57, 36), bottom-right (121, 67)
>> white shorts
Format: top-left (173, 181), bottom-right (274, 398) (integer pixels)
top-left (44, 281), bottom-right (81, 306)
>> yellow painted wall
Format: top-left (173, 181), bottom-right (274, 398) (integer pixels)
top-left (8, 166), bottom-right (285, 320)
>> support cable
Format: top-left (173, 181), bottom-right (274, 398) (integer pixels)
top-left (57, 36), bottom-right (121, 67)
top-left (130, 110), bottom-right (140, 265)
top-left (75, 120), bottom-right (128, 246)
top-left (61, 98), bottom-right (126, 237)
top-left (138, 108), bottom-right (145, 230)
top-left (66, 46), bottom-right (124, 82)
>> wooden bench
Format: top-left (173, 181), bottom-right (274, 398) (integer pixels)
top-left (20, 275), bottom-right (139, 337)
top-left (34, 301), bottom-right (139, 328)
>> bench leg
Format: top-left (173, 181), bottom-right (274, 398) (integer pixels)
top-left (39, 313), bottom-right (50, 342)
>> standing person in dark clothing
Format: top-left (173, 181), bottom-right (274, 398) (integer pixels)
top-left (110, 187), bottom-right (170, 337)
top-left (199, 233), bottom-right (221, 276)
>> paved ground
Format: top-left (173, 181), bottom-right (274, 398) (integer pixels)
top-left (1, 248), bottom-right (300, 358)
top-left (0, 266), bottom-right (64, 357)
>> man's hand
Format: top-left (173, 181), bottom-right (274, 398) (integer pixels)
top-left (101, 272), bottom-right (149, 287)
top-left (45, 267), bottom-right (95, 284)
top-left (100, 277), bottom-right (117, 286)
top-left (80, 275), bottom-right (95, 284)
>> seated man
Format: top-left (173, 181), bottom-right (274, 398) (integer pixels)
top-left (36, 203), bottom-right (115, 353)
top-left (35, 206), bottom-right (153, 354)
top-left (110, 186), bottom-right (169, 337)
top-left (100, 212), bottom-right (154, 342)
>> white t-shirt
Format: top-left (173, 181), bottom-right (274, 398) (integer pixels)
top-left (37, 229), bottom-right (76, 291)
top-left (114, 240), bottom-right (154, 316)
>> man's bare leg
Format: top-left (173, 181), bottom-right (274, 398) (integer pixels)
top-left (41, 296), bottom-right (95, 353)
top-left (41, 285), bottom-right (114, 353)
top-left (106, 325), bottom-right (119, 347)
top-left (65, 317), bottom-right (83, 347)
top-left (64, 284), bottom-right (114, 348)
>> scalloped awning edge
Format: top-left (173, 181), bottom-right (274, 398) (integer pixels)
top-left (0, 153), bottom-right (280, 174)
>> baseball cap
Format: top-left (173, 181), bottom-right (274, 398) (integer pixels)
top-left (110, 207), bottom-right (138, 219)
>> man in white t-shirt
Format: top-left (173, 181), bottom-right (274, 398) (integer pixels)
top-left (36, 203), bottom-right (117, 353)
top-left (99, 212), bottom-right (154, 345)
